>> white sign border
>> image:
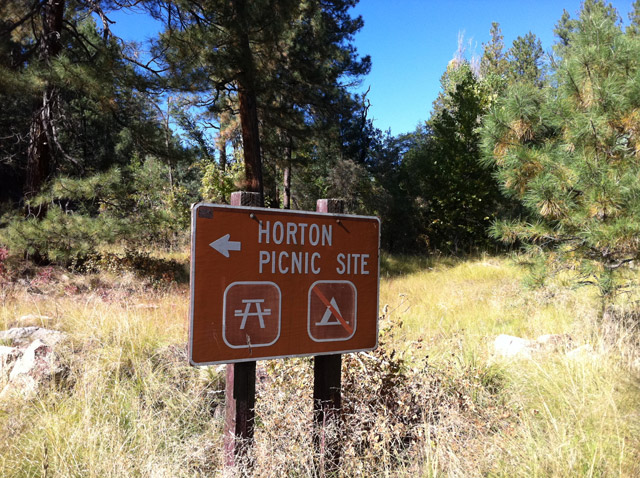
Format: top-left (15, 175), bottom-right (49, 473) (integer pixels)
top-left (188, 202), bottom-right (381, 366)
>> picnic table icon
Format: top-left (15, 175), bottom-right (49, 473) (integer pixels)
top-left (235, 299), bottom-right (271, 329)
top-left (223, 282), bottom-right (281, 349)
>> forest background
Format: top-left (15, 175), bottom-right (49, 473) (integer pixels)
top-left (3, 2), bottom-right (640, 475)
top-left (2, 0), bottom-right (640, 304)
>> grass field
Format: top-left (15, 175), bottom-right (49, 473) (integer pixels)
top-left (1, 254), bottom-right (639, 476)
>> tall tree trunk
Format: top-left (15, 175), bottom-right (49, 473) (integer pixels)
top-left (218, 136), bottom-right (227, 173)
top-left (283, 136), bottom-right (292, 209)
top-left (24, 0), bottom-right (65, 216)
top-left (25, 91), bottom-right (52, 210)
top-left (237, 77), bottom-right (263, 204)
top-left (233, 0), bottom-right (264, 206)
top-left (163, 102), bottom-right (174, 191)
top-left (270, 165), bottom-right (280, 209)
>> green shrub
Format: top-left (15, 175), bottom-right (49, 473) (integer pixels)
top-left (1, 157), bottom-right (192, 265)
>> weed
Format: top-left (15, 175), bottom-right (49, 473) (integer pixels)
top-left (31, 266), bottom-right (54, 287)
top-left (0, 254), bottom-right (639, 476)
top-left (75, 249), bottom-right (188, 286)
top-left (0, 246), bottom-right (8, 279)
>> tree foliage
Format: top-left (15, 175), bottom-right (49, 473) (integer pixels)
top-left (481, 1), bottom-right (640, 301)
top-left (506, 32), bottom-right (546, 87)
top-left (153, 0), bottom-right (370, 206)
top-left (480, 22), bottom-right (508, 101)
top-left (0, 2), bottom-right (169, 200)
top-left (382, 61), bottom-right (509, 254)
top-left (0, 0), bottom-right (375, 263)
top-left (2, 156), bottom-right (191, 264)
top-left (6, 0), bottom-right (639, 277)
top-left (0, 1), bottom-right (198, 261)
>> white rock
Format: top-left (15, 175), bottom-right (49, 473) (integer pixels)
top-left (9, 340), bottom-right (51, 380)
top-left (493, 334), bottom-right (535, 359)
top-left (536, 334), bottom-right (572, 352)
top-left (0, 327), bottom-right (66, 347)
top-left (0, 345), bottom-right (21, 383)
top-left (566, 344), bottom-right (596, 360)
top-left (1, 339), bottom-right (66, 400)
top-left (16, 314), bottom-right (53, 327)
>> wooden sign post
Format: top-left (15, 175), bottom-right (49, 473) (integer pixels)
top-left (313, 199), bottom-right (344, 473)
top-left (225, 192), bottom-right (260, 466)
top-left (188, 194), bottom-right (380, 470)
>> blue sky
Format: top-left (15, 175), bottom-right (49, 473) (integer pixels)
top-left (107, 1), bottom-right (635, 137)
top-left (351, 0), bottom-right (634, 135)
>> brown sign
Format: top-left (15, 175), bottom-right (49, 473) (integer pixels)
top-left (189, 203), bottom-right (380, 365)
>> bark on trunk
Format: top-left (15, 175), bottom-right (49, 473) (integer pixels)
top-left (24, 0), bottom-right (65, 215)
top-left (25, 93), bottom-right (52, 205)
top-left (232, 0), bottom-right (264, 206)
top-left (217, 137), bottom-right (227, 173)
top-left (237, 80), bottom-right (263, 204)
top-left (283, 137), bottom-right (292, 209)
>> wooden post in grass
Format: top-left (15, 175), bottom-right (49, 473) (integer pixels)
top-left (314, 198), bottom-right (344, 474)
top-left (224, 191), bottom-right (260, 467)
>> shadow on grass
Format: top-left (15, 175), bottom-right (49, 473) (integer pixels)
top-left (380, 253), bottom-right (457, 278)
top-left (77, 250), bottom-right (190, 284)
top-left (379, 252), bottom-right (507, 278)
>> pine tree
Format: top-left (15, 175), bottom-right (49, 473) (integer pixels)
top-left (416, 62), bottom-right (505, 253)
top-left (628, 0), bottom-right (640, 35)
top-left (153, 0), bottom-right (370, 207)
top-left (479, 22), bottom-right (508, 102)
top-left (0, 1), bottom-right (179, 205)
top-left (506, 32), bottom-right (546, 87)
top-left (0, 1), bottom-right (197, 261)
top-left (480, 1), bottom-right (640, 305)
top-left (553, 9), bottom-right (576, 48)
top-left (480, 22), bottom-right (508, 80)
top-left (153, 0), bottom-right (298, 204)
top-left (258, 0), bottom-right (371, 208)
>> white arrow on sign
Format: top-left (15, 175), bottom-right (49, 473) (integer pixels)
top-left (209, 234), bottom-right (242, 258)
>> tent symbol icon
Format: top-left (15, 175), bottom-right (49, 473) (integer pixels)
top-left (308, 281), bottom-right (357, 342)
top-left (316, 297), bottom-right (346, 326)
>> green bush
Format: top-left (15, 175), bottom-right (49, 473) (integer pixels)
top-left (1, 157), bottom-right (193, 265)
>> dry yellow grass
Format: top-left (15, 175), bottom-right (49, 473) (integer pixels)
top-left (0, 255), bottom-right (638, 476)
top-left (380, 255), bottom-right (588, 360)
top-left (379, 254), bottom-right (640, 476)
